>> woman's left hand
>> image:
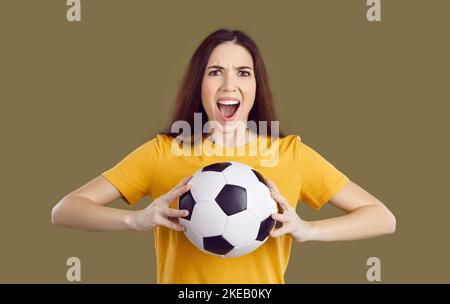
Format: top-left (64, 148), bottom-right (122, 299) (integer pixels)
top-left (266, 179), bottom-right (315, 243)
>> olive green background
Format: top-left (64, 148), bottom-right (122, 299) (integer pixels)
top-left (1, 0), bottom-right (448, 283)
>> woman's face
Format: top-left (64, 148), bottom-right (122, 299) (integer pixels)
top-left (201, 42), bottom-right (256, 134)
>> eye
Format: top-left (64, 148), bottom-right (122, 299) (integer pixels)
top-left (208, 70), bottom-right (221, 76)
top-left (239, 70), bottom-right (251, 77)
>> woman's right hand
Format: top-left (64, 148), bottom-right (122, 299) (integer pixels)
top-left (130, 175), bottom-right (192, 232)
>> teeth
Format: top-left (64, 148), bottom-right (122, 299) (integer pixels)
top-left (217, 100), bottom-right (240, 105)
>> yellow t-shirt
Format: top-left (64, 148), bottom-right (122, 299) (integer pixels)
top-left (101, 133), bottom-right (349, 284)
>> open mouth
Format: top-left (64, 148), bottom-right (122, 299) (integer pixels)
top-left (216, 99), bottom-right (240, 121)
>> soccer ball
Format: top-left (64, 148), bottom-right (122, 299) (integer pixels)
top-left (178, 161), bottom-right (278, 258)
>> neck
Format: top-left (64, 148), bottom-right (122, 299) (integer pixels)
top-left (209, 127), bottom-right (255, 148)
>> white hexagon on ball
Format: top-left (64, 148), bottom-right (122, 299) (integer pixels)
top-left (190, 200), bottom-right (227, 237)
top-left (222, 164), bottom-right (259, 189)
top-left (190, 171), bottom-right (226, 202)
top-left (246, 181), bottom-right (278, 221)
top-left (222, 211), bottom-right (260, 247)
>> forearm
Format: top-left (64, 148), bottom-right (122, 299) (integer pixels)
top-left (307, 205), bottom-right (396, 242)
top-left (51, 196), bottom-right (138, 232)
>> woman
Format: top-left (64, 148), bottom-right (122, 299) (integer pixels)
top-left (51, 29), bottom-right (396, 284)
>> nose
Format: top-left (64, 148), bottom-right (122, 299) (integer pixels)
top-left (221, 73), bottom-right (237, 92)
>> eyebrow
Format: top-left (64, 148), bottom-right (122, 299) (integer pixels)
top-left (207, 65), bottom-right (253, 70)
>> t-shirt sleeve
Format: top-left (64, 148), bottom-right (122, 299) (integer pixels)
top-left (101, 136), bottom-right (161, 206)
top-left (298, 137), bottom-right (350, 210)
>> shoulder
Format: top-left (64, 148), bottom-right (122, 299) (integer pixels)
top-left (137, 133), bottom-right (174, 154)
top-left (154, 133), bottom-right (173, 144)
top-left (276, 134), bottom-right (303, 148)
top-left (280, 134), bottom-right (302, 142)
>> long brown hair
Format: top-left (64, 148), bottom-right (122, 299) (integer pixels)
top-left (160, 28), bottom-right (285, 139)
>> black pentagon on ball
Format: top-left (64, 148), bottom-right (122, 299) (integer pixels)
top-left (203, 235), bottom-right (234, 255)
top-left (179, 190), bottom-right (196, 221)
top-left (251, 169), bottom-right (269, 187)
top-left (256, 215), bottom-right (276, 241)
top-left (215, 184), bottom-right (247, 216)
top-left (202, 162), bottom-right (232, 172)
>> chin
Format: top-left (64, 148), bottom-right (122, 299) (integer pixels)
top-left (223, 121), bottom-right (248, 134)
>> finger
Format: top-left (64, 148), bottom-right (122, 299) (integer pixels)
top-left (270, 190), bottom-right (292, 211)
top-left (266, 179), bottom-right (280, 194)
top-left (270, 226), bottom-right (290, 238)
top-left (172, 175), bottom-right (193, 191)
top-left (160, 217), bottom-right (186, 232)
top-left (164, 208), bottom-right (189, 218)
top-left (162, 183), bottom-right (191, 204)
top-left (272, 212), bottom-right (286, 228)
top-left (162, 176), bottom-right (192, 201)
top-left (271, 212), bottom-right (288, 223)
top-left (266, 179), bottom-right (291, 210)
top-left (181, 175), bottom-right (193, 186)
